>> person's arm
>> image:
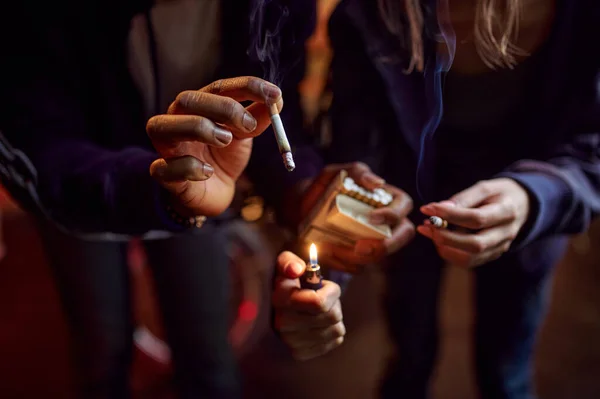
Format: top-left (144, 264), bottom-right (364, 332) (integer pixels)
top-left (0, 7), bottom-right (182, 235)
top-left (498, 71), bottom-right (600, 248)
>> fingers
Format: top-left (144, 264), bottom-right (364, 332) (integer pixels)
top-left (168, 91), bottom-right (259, 136)
top-left (276, 301), bottom-right (343, 332)
top-left (448, 180), bottom-right (502, 208)
top-left (291, 336), bottom-right (345, 361)
top-left (283, 322), bottom-right (346, 349)
top-left (416, 223), bottom-right (516, 254)
top-left (273, 274), bottom-right (346, 360)
top-left (420, 201), bottom-right (515, 230)
top-left (368, 186), bottom-right (413, 225)
top-left (434, 239), bottom-right (511, 268)
top-left (200, 76), bottom-right (282, 106)
top-left (276, 251), bottom-right (307, 279)
top-left (272, 280), bottom-right (341, 315)
top-left (147, 114), bottom-right (233, 151)
top-left (150, 156), bottom-right (214, 184)
top-left (383, 218), bottom-right (416, 254)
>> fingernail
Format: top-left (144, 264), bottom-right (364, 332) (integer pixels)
top-left (368, 213), bottom-right (385, 224)
top-left (261, 82), bottom-right (282, 103)
top-left (202, 163), bottom-right (214, 178)
top-left (285, 262), bottom-right (304, 278)
top-left (214, 127), bottom-right (233, 145)
top-left (242, 113), bottom-right (257, 132)
top-left (439, 200), bottom-right (456, 207)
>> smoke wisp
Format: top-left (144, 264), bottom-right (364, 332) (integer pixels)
top-left (248, 0), bottom-right (291, 86)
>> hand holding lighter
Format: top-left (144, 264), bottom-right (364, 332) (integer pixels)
top-left (301, 243), bottom-right (323, 290)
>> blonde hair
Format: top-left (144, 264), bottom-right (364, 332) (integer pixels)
top-left (377, 0), bottom-right (525, 72)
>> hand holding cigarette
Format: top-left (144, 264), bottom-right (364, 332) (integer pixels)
top-left (146, 76), bottom-right (284, 218)
top-left (272, 251), bottom-right (345, 361)
top-left (417, 178), bottom-right (531, 268)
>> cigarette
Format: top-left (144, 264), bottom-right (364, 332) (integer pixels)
top-left (269, 104), bottom-right (295, 172)
top-left (429, 216), bottom-right (448, 229)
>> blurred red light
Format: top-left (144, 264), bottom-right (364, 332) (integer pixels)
top-left (238, 300), bottom-right (258, 322)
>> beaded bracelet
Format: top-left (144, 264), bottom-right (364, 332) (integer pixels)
top-left (165, 204), bottom-right (207, 229)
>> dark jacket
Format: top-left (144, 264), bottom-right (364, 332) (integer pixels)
top-left (0, 0), bottom-right (321, 235)
top-left (324, 0), bottom-right (600, 271)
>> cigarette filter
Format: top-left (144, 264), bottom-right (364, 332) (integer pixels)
top-left (429, 216), bottom-right (448, 229)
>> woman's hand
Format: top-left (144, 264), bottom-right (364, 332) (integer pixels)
top-left (418, 178), bottom-right (531, 268)
top-left (299, 162), bottom-right (415, 272)
top-left (272, 251), bottom-right (345, 361)
top-left (146, 76), bottom-right (283, 217)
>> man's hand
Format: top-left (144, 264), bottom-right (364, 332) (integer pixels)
top-left (272, 251), bottom-right (345, 361)
top-left (418, 178), bottom-right (531, 268)
top-left (146, 76), bottom-right (283, 217)
top-left (300, 162), bottom-right (415, 271)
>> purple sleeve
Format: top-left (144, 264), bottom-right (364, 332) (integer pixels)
top-left (0, 20), bottom-right (184, 235)
top-left (498, 103), bottom-right (600, 248)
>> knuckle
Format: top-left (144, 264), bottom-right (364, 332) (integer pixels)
top-left (332, 322), bottom-right (346, 339)
top-left (317, 296), bottom-right (329, 314)
top-left (175, 90), bottom-right (199, 109)
top-left (504, 201), bottom-right (518, 219)
top-left (471, 212), bottom-right (487, 229)
top-left (145, 115), bottom-right (161, 134)
top-left (206, 79), bottom-right (224, 94)
top-left (196, 117), bottom-right (213, 137)
top-left (326, 305), bottom-right (343, 324)
top-left (471, 237), bottom-right (487, 253)
top-left (184, 156), bottom-right (202, 171)
top-left (222, 98), bottom-right (243, 121)
top-left (476, 180), bottom-right (493, 196)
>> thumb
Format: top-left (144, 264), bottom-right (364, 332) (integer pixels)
top-left (277, 251), bottom-right (306, 279)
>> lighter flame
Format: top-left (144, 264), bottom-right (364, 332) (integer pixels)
top-left (309, 243), bottom-right (318, 265)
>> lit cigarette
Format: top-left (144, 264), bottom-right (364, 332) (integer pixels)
top-left (429, 216), bottom-right (448, 229)
top-left (269, 104), bottom-right (295, 172)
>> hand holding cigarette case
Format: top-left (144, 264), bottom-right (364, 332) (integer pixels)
top-left (298, 170), bottom-right (393, 250)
